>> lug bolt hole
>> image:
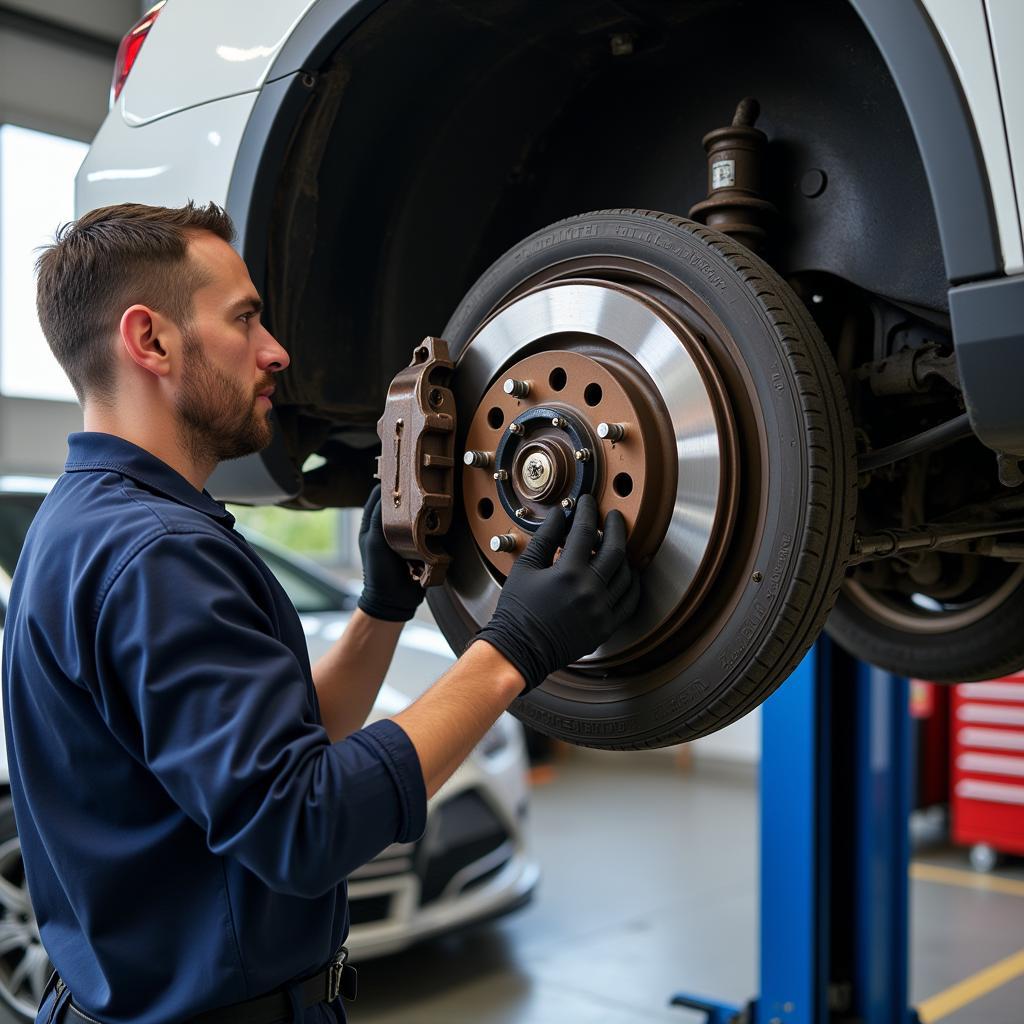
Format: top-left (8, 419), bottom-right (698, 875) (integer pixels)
top-left (584, 383), bottom-right (603, 406)
top-left (478, 497), bottom-right (494, 520)
top-left (612, 472), bottom-right (634, 497)
top-left (548, 367), bottom-right (567, 391)
top-left (487, 407), bottom-right (505, 429)
top-left (428, 387), bottom-right (445, 409)
top-left (425, 510), bottom-right (440, 531)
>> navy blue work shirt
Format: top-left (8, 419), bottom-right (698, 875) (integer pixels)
top-left (1, 432), bottom-right (427, 1024)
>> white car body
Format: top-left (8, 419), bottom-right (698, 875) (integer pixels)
top-left (77, 1), bottom-right (317, 221)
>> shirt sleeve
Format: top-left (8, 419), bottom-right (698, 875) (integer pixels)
top-left (92, 529), bottom-right (427, 899)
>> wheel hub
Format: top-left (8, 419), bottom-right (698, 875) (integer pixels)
top-left (520, 450), bottom-right (553, 493)
top-left (489, 403), bottom-right (597, 527)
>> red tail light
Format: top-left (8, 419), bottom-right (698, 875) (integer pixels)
top-left (110, 2), bottom-right (166, 107)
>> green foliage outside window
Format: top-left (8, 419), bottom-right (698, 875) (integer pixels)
top-left (228, 504), bottom-right (340, 560)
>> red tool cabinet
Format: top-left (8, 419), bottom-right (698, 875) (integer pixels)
top-left (951, 676), bottom-right (1024, 857)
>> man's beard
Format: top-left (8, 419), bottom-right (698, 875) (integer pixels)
top-left (175, 331), bottom-right (274, 467)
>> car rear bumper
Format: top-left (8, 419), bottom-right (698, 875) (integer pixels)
top-left (951, 273), bottom-right (1024, 455)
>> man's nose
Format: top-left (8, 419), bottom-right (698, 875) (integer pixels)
top-left (258, 326), bottom-right (290, 372)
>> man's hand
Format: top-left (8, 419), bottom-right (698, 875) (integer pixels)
top-left (356, 483), bottom-right (426, 623)
top-left (388, 493), bottom-right (640, 799)
top-left (477, 494), bottom-right (640, 692)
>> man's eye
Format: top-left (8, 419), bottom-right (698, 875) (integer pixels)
top-left (239, 312), bottom-right (254, 323)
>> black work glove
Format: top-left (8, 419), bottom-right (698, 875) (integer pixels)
top-left (477, 494), bottom-right (641, 692)
top-left (356, 483), bottom-right (427, 622)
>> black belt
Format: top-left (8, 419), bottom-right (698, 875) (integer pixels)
top-left (52, 948), bottom-right (357, 1024)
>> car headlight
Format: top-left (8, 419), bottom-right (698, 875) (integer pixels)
top-left (475, 718), bottom-right (510, 759)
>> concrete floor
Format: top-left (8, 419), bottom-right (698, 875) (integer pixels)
top-left (351, 752), bottom-right (1024, 1024)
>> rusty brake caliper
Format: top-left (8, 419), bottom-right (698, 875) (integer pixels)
top-left (375, 337), bottom-right (457, 587)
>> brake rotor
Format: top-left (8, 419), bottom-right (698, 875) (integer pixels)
top-left (452, 278), bottom-right (740, 664)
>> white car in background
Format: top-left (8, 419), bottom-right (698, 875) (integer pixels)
top-left (0, 479), bottom-right (538, 1024)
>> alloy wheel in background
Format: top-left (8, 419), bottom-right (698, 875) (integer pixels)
top-left (0, 799), bottom-right (48, 1023)
top-left (827, 560), bottom-right (1024, 683)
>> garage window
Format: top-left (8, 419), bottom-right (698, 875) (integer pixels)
top-left (0, 124), bottom-right (88, 402)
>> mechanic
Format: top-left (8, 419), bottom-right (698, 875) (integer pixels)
top-left (1, 202), bottom-right (640, 1024)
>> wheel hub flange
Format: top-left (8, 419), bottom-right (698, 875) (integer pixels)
top-left (492, 405), bottom-right (596, 526)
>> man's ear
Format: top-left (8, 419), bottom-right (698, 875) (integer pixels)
top-left (119, 305), bottom-right (175, 379)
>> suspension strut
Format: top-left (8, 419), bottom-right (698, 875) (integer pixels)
top-left (689, 97), bottom-right (777, 252)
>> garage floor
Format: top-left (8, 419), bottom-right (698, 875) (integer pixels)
top-left (351, 752), bottom-right (1024, 1024)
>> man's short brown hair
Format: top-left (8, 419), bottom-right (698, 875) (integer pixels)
top-left (35, 201), bottom-right (235, 405)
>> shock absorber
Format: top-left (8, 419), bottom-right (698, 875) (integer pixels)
top-left (689, 97), bottom-right (777, 253)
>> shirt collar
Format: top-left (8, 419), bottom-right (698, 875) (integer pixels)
top-left (64, 432), bottom-right (235, 525)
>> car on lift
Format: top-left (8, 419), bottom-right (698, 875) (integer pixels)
top-left (0, 479), bottom-right (537, 1023)
top-left (77, 0), bottom-right (1024, 750)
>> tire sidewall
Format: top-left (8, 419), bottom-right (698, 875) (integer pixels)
top-left (431, 211), bottom-right (813, 744)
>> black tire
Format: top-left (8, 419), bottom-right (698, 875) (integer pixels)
top-left (429, 210), bottom-right (857, 747)
top-left (826, 564), bottom-right (1024, 683)
top-left (0, 797), bottom-right (48, 1024)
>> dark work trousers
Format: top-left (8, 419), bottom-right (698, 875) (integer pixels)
top-left (36, 981), bottom-right (347, 1024)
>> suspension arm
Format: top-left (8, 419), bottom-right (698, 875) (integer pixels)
top-left (857, 413), bottom-right (973, 472)
top-left (851, 518), bottom-right (1024, 563)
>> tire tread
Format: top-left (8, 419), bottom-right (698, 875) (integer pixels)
top-left (585, 210), bottom-right (857, 747)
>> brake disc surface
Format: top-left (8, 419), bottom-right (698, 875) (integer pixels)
top-left (453, 279), bottom-right (738, 663)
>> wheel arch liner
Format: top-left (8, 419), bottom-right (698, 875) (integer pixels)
top-left (850, 0), bottom-right (1024, 452)
top-left (848, 0), bottom-right (1001, 283)
top-left (220, 0), bottom-right (384, 502)
top-left (225, 0), bottom-right (385, 280)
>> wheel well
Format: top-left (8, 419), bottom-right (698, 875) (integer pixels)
top-left (245, 0), bottom-right (950, 504)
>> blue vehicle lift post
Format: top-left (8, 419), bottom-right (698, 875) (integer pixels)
top-left (671, 637), bottom-right (920, 1024)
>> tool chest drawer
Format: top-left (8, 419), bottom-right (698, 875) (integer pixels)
top-left (951, 678), bottom-right (1024, 856)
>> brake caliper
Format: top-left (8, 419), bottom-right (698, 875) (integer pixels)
top-left (375, 337), bottom-right (457, 586)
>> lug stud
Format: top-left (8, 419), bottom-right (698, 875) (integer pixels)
top-left (551, 416), bottom-right (566, 428)
top-left (503, 378), bottom-right (531, 398)
top-left (493, 469), bottom-right (509, 482)
top-left (597, 422), bottom-right (626, 442)
top-left (490, 533), bottom-right (518, 552)
top-left (561, 497), bottom-right (576, 511)
top-left (463, 449), bottom-right (493, 468)
top-left (514, 507), bottom-right (528, 519)
top-left (508, 422), bottom-right (525, 436)
top-left (574, 447), bottom-right (591, 462)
